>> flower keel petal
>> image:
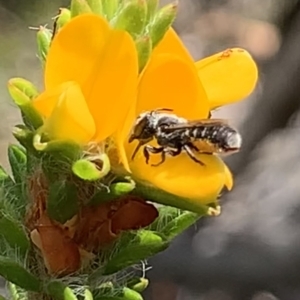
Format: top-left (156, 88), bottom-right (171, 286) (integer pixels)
top-left (43, 82), bottom-right (95, 144)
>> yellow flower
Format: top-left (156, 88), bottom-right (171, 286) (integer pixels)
top-left (32, 14), bottom-right (257, 205)
top-left (122, 29), bottom-right (258, 203)
top-left (32, 14), bottom-right (138, 144)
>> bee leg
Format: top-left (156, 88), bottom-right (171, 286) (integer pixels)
top-left (183, 145), bottom-right (205, 166)
top-left (143, 145), bottom-right (164, 165)
top-left (187, 142), bottom-right (200, 152)
top-left (151, 147), bottom-right (182, 167)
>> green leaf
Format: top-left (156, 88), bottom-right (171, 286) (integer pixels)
top-left (86, 0), bottom-right (102, 14)
top-left (145, 0), bottom-right (158, 22)
top-left (0, 256), bottom-right (42, 292)
top-left (101, 0), bottom-right (119, 20)
top-left (7, 145), bottom-right (27, 212)
top-left (8, 144), bottom-right (27, 185)
top-left (150, 2), bottom-right (178, 47)
top-left (47, 181), bottom-right (79, 224)
top-left (161, 211), bottom-right (200, 240)
top-left (0, 166), bottom-right (24, 217)
top-left (0, 214), bottom-right (29, 257)
top-left (70, 0), bottom-right (92, 17)
top-left (100, 230), bottom-right (169, 276)
top-left (112, 0), bottom-right (147, 37)
top-left (89, 181), bottom-right (135, 206)
top-left (135, 35), bottom-right (152, 73)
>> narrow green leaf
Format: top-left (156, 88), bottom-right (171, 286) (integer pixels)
top-left (145, 0), bottom-right (158, 22)
top-left (0, 256), bottom-right (42, 292)
top-left (86, 0), bottom-right (102, 14)
top-left (112, 0), bottom-right (147, 37)
top-left (135, 35), bottom-right (152, 73)
top-left (100, 230), bottom-right (169, 275)
top-left (150, 2), bottom-right (178, 47)
top-left (0, 214), bottom-right (29, 257)
top-left (101, 0), bottom-right (119, 20)
top-left (162, 211), bottom-right (200, 240)
top-left (0, 165), bottom-right (24, 217)
top-left (8, 144), bottom-right (27, 185)
top-left (47, 181), bottom-right (79, 224)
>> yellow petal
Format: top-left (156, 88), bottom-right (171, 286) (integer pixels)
top-left (224, 164), bottom-right (233, 190)
top-left (83, 29), bottom-right (138, 141)
top-left (196, 48), bottom-right (258, 109)
top-left (137, 53), bottom-right (209, 119)
top-left (45, 14), bottom-right (138, 141)
top-left (43, 82), bottom-right (95, 144)
top-left (128, 140), bottom-right (227, 203)
top-left (153, 28), bottom-right (193, 63)
top-left (33, 82), bottom-right (75, 118)
top-left (114, 105), bottom-right (136, 173)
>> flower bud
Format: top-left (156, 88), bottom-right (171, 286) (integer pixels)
top-left (135, 34), bottom-right (152, 72)
top-left (112, 0), bottom-right (147, 38)
top-left (70, 0), bottom-right (92, 17)
top-left (127, 278), bottom-right (149, 293)
top-left (36, 26), bottom-right (52, 65)
top-left (12, 125), bottom-right (36, 153)
top-left (56, 8), bottom-right (71, 30)
top-left (101, 0), bottom-right (119, 20)
top-left (7, 78), bottom-right (43, 129)
top-left (150, 2), bottom-right (178, 47)
top-left (89, 180), bottom-right (136, 205)
top-left (72, 154), bottom-right (110, 181)
top-left (33, 133), bottom-right (81, 162)
top-left (122, 287), bottom-right (143, 300)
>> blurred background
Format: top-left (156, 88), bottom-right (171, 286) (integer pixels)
top-left (1, 0), bottom-right (300, 299)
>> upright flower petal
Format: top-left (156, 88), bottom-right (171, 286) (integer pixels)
top-left (137, 53), bottom-right (209, 119)
top-left (45, 14), bottom-right (138, 141)
top-left (196, 48), bottom-right (258, 109)
top-left (42, 82), bottom-right (95, 144)
top-left (128, 144), bottom-right (227, 203)
top-left (153, 28), bottom-right (193, 63)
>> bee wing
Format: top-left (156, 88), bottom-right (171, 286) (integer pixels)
top-left (163, 118), bottom-right (229, 132)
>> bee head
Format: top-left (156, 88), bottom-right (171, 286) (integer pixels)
top-left (128, 111), bottom-right (156, 143)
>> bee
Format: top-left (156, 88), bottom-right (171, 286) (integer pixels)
top-left (128, 108), bottom-right (242, 166)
